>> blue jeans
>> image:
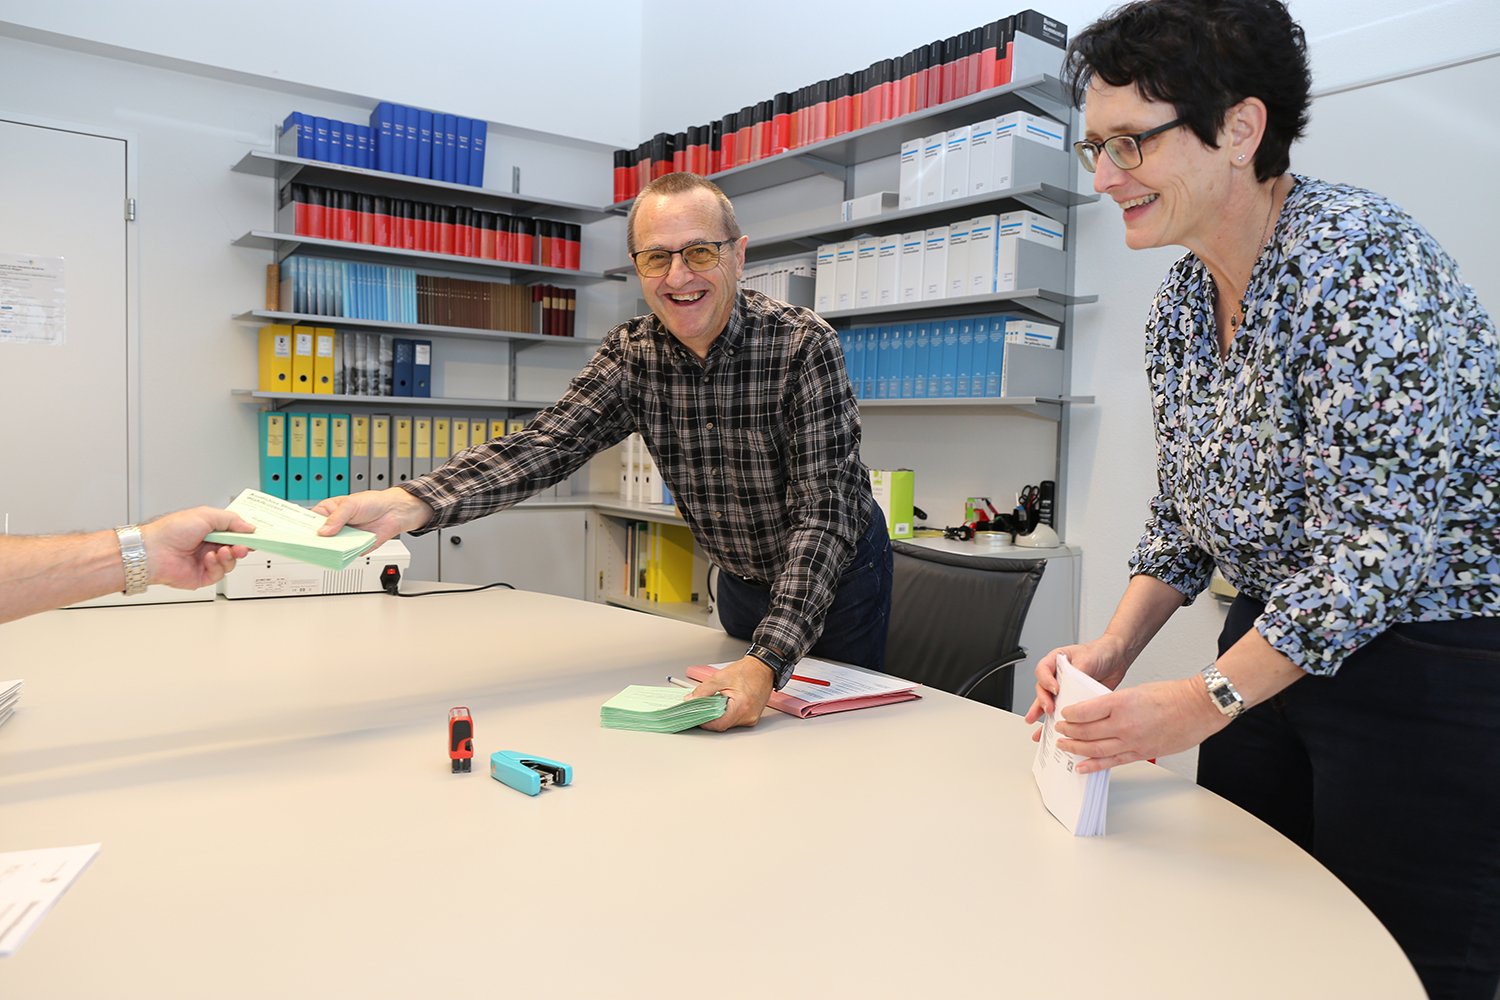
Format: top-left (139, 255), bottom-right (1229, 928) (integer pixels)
top-left (715, 508), bottom-right (893, 672)
top-left (1200, 594), bottom-right (1500, 1000)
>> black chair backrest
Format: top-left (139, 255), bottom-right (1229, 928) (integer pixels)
top-left (885, 541), bottom-right (1047, 711)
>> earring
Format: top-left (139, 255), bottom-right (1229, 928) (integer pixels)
top-left (1237, 154), bottom-right (1246, 162)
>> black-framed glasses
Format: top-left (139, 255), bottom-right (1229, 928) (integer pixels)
top-left (1073, 118), bottom-right (1185, 172)
top-left (630, 240), bottom-right (733, 278)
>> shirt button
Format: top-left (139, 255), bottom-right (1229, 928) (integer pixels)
top-left (706, 421), bottom-right (715, 431)
top-left (701, 376), bottom-right (710, 384)
top-left (714, 511), bottom-right (723, 520)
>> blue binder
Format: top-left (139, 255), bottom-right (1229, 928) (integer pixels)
top-left (392, 338), bottom-right (415, 396)
top-left (455, 116), bottom-right (472, 186)
top-left (469, 118), bottom-right (487, 187)
top-left (417, 110), bottom-right (434, 180)
top-left (412, 339), bottom-right (432, 397)
top-left (371, 102), bottom-right (395, 173)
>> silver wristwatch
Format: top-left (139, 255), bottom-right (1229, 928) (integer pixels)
top-left (1200, 663), bottom-right (1246, 720)
top-left (115, 524), bottom-right (150, 596)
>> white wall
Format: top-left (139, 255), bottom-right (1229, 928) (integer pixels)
top-left (0, 1), bottom-right (645, 146)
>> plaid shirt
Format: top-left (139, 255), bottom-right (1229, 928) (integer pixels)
top-left (402, 288), bottom-right (875, 662)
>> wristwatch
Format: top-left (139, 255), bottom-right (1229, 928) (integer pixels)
top-left (1200, 663), bottom-right (1246, 720)
top-left (745, 643), bottom-right (793, 690)
top-left (114, 524), bottom-right (150, 596)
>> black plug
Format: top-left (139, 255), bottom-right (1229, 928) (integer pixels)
top-left (380, 564), bottom-right (401, 595)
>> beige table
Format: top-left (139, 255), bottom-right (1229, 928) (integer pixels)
top-left (0, 589), bottom-right (1422, 999)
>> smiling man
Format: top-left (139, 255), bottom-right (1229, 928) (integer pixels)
top-left (316, 172), bottom-right (892, 731)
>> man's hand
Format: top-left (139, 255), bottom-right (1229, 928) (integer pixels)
top-left (140, 507), bottom-right (255, 590)
top-left (689, 655), bottom-right (775, 731)
top-left (313, 488), bottom-right (435, 547)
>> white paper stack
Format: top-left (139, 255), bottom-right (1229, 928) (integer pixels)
top-left (1032, 654), bottom-right (1111, 836)
top-left (0, 843), bottom-right (101, 956)
top-left (0, 679), bottom-right (20, 729)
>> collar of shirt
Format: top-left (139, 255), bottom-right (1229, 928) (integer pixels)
top-left (635, 290), bottom-right (750, 370)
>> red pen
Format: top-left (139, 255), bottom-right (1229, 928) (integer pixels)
top-left (791, 674), bottom-right (831, 687)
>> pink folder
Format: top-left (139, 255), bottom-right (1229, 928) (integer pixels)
top-left (684, 664), bottom-right (921, 718)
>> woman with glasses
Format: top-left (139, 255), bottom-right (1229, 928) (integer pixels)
top-left (1025, 2), bottom-right (1499, 997)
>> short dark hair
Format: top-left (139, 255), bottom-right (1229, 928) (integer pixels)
top-left (1062, 0), bottom-right (1311, 180)
top-left (625, 172), bottom-right (742, 255)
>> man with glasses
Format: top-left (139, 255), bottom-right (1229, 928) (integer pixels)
top-left (316, 172), bottom-right (891, 731)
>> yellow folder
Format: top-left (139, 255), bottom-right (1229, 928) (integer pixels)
top-left (451, 415), bottom-right (470, 454)
top-left (258, 325), bottom-right (293, 392)
top-left (489, 418), bottom-right (508, 441)
top-left (291, 327), bottom-right (316, 394)
top-left (471, 418), bottom-right (489, 446)
top-left (654, 523), bottom-right (696, 603)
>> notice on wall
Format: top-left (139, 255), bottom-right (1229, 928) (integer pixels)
top-left (0, 252), bottom-right (66, 346)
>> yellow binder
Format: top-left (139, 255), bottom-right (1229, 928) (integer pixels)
top-left (471, 418), bottom-right (489, 446)
top-left (507, 418), bottom-right (526, 435)
top-left (291, 326), bottom-right (316, 394)
top-left (370, 414), bottom-right (392, 489)
top-left (450, 415), bottom-right (470, 453)
top-left (654, 524), bottom-right (695, 603)
top-left (258, 325), bottom-right (293, 392)
top-left (489, 418), bottom-right (508, 441)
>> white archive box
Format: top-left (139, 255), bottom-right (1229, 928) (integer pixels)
top-left (999, 341), bottom-right (1066, 398)
top-left (813, 243), bottom-right (837, 313)
top-left (854, 237), bottom-right (881, 309)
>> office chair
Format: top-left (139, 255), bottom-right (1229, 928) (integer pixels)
top-left (884, 540), bottom-right (1047, 712)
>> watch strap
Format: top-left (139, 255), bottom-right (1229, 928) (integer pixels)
top-left (1200, 663), bottom-right (1246, 719)
top-left (745, 643), bottom-right (793, 690)
top-left (115, 525), bottom-right (150, 596)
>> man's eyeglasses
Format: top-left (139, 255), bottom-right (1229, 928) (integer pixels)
top-left (631, 240), bottom-right (733, 278)
top-left (1073, 118), bottom-right (1185, 172)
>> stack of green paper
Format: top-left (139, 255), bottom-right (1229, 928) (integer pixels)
top-left (600, 685), bottom-right (727, 733)
top-left (205, 488), bottom-right (377, 572)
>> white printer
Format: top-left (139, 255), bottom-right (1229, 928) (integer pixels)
top-left (219, 539), bottom-right (412, 599)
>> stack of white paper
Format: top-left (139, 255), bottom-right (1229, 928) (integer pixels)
top-left (1032, 654), bottom-right (1111, 836)
top-left (0, 843), bottom-right (101, 956)
top-left (0, 679), bottom-right (20, 729)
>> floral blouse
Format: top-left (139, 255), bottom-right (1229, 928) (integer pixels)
top-left (1128, 175), bottom-right (1500, 675)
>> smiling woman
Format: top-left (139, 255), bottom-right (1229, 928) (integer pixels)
top-left (1019, 3), bottom-right (1500, 999)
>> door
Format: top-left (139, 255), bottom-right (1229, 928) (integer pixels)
top-left (0, 117), bottom-right (129, 534)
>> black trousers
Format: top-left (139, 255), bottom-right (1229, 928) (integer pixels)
top-left (715, 508), bottom-right (893, 672)
top-left (1200, 594), bottom-right (1500, 1000)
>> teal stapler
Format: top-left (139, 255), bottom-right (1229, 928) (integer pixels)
top-left (490, 750), bottom-right (572, 796)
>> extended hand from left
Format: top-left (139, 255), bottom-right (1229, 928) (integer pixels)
top-left (1053, 676), bottom-right (1229, 773)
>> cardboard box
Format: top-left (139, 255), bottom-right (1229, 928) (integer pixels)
top-left (870, 469), bottom-right (915, 539)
